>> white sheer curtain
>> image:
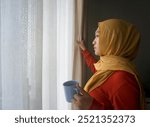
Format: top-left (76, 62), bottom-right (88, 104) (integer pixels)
top-left (27, 0), bottom-right (43, 109)
top-left (0, 0), bottom-right (76, 109)
top-left (43, 0), bottom-right (75, 109)
top-left (57, 0), bottom-right (75, 109)
top-left (0, 0), bottom-right (43, 109)
top-left (42, 0), bottom-right (57, 109)
top-left (0, 0), bottom-right (29, 109)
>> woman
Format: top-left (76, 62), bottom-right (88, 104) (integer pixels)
top-left (72, 19), bottom-right (145, 110)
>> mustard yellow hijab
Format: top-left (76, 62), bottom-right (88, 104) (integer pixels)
top-left (84, 19), bottom-right (145, 109)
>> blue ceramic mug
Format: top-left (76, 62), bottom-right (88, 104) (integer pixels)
top-left (63, 80), bottom-right (80, 103)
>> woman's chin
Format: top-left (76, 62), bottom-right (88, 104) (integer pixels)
top-left (95, 52), bottom-right (98, 56)
top-left (94, 51), bottom-right (100, 56)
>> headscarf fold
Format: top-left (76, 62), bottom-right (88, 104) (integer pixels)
top-left (84, 19), bottom-right (145, 109)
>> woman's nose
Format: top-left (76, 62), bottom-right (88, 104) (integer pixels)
top-left (92, 38), bottom-right (96, 45)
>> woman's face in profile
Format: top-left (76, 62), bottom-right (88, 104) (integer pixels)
top-left (92, 28), bottom-right (100, 56)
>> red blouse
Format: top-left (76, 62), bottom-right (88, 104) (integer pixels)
top-left (82, 50), bottom-right (141, 110)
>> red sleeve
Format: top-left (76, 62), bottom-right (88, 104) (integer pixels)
top-left (81, 49), bottom-right (97, 73)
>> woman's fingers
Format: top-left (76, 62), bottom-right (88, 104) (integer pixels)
top-left (76, 40), bottom-right (86, 51)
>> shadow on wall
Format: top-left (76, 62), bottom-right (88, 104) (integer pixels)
top-left (146, 98), bottom-right (150, 110)
top-left (144, 83), bottom-right (150, 97)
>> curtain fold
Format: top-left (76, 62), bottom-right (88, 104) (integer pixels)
top-left (73, 0), bottom-right (87, 87)
top-left (57, 0), bottom-right (75, 109)
top-left (0, 0), bottom-right (29, 109)
top-left (27, 0), bottom-right (43, 110)
top-left (42, 0), bottom-right (57, 110)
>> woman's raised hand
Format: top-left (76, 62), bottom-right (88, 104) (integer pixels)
top-left (77, 40), bottom-right (86, 51)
